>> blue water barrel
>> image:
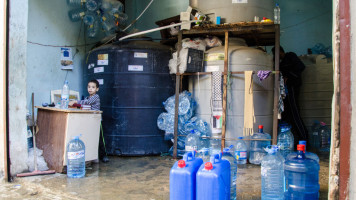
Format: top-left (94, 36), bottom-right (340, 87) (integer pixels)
top-left (84, 40), bottom-right (174, 155)
top-left (196, 153), bottom-right (230, 200)
top-left (170, 151), bottom-right (203, 200)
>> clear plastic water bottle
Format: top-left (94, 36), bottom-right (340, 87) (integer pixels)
top-left (277, 124), bottom-right (294, 158)
top-left (86, 0), bottom-right (101, 12)
top-left (249, 125), bottom-right (271, 165)
top-left (235, 137), bottom-right (247, 164)
top-left (274, 3), bottom-right (280, 24)
top-left (87, 19), bottom-right (100, 38)
top-left (285, 144), bottom-right (320, 199)
top-left (222, 145), bottom-right (237, 200)
top-left (68, 8), bottom-right (86, 22)
top-left (185, 130), bottom-right (200, 152)
top-left (287, 141), bottom-right (319, 163)
top-left (310, 120), bottom-right (321, 149)
top-left (67, 136), bottom-right (85, 178)
top-left (67, 0), bottom-right (86, 7)
top-left (101, 12), bottom-right (116, 34)
top-left (163, 92), bottom-right (191, 115)
top-left (261, 145), bottom-right (284, 200)
top-left (197, 147), bottom-right (210, 162)
top-left (319, 122), bottom-right (331, 152)
top-left (209, 137), bottom-right (221, 156)
top-left (61, 81), bottom-right (70, 109)
top-left (83, 11), bottom-right (99, 25)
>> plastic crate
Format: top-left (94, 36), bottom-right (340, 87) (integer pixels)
top-left (185, 48), bottom-right (204, 72)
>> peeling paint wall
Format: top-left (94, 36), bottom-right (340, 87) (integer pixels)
top-left (349, 0), bottom-right (356, 198)
top-left (8, 0), bottom-right (29, 175)
top-left (27, 0), bottom-right (87, 111)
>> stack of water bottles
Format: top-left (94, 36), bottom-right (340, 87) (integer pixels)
top-left (157, 91), bottom-right (211, 156)
top-left (66, 0), bottom-right (128, 38)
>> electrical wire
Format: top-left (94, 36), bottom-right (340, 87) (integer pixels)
top-left (101, 0), bottom-right (155, 46)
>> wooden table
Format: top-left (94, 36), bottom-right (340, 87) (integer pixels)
top-left (35, 106), bottom-right (102, 173)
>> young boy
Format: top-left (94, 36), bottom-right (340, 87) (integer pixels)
top-left (69, 80), bottom-right (109, 162)
top-left (69, 79), bottom-right (100, 111)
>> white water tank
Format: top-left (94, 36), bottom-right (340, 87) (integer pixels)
top-left (298, 54), bottom-right (333, 132)
top-left (189, 0), bottom-right (274, 23)
top-left (188, 38), bottom-right (274, 146)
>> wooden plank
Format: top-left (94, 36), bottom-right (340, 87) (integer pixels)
top-left (221, 31), bottom-right (229, 150)
top-left (272, 25), bottom-right (280, 145)
top-left (36, 109), bottom-right (68, 173)
top-left (173, 31), bottom-right (182, 159)
top-left (36, 106), bottom-right (102, 114)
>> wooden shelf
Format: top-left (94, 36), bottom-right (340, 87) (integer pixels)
top-left (172, 23), bottom-right (280, 158)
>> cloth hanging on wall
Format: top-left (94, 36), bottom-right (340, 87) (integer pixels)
top-left (243, 71), bottom-right (255, 136)
top-left (211, 71), bottom-right (223, 134)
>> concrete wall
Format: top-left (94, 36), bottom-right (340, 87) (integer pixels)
top-left (279, 0), bottom-right (332, 55)
top-left (0, 0), bottom-right (6, 180)
top-left (27, 0), bottom-right (88, 111)
top-left (349, 0), bottom-right (356, 198)
top-left (8, 0), bottom-right (29, 175)
top-left (125, 0), bottom-right (189, 39)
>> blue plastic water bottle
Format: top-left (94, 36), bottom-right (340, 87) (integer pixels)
top-left (285, 144), bottom-right (320, 199)
top-left (67, 136), bottom-right (85, 178)
top-left (196, 153), bottom-right (230, 200)
top-left (222, 145), bottom-right (237, 200)
top-left (170, 151), bottom-right (203, 200)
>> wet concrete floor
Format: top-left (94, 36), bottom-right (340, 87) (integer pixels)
top-left (1, 155), bottom-right (329, 200)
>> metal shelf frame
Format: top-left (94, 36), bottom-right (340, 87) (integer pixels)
top-left (172, 23), bottom-right (280, 158)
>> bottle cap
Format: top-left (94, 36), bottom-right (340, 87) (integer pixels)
top-left (297, 144), bottom-right (305, 152)
top-left (258, 125), bottom-right (263, 129)
top-left (238, 137), bottom-right (243, 139)
top-left (299, 141), bottom-right (307, 145)
top-left (204, 162), bottom-right (213, 170)
top-left (178, 160), bottom-right (186, 168)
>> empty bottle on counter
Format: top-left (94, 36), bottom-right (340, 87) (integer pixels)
top-left (196, 153), bottom-right (230, 200)
top-left (68, 8), bottom-right (86, 22)
top-left (284, 144), bottom-right (320, 199)
top-left (261, 145), bottom-right (284, 200)
top-left (319, 122), bottom-right (331, 152)
top-left (287, 141), bottom-right (319, 163)
top-left (222, 145), bottom-right (237, 200)
top-left (277, 124), bottom-right (294, 158)
top-left (249, 125), bottom-right (271, 165)
top-left (170, 151), bottom-right (203, 200)
top-left (235, 137), bottom-right (247, 165)
top-left (61, 80), bottom-right (70, 109)
top-left (67, 136), bottom-right (85, 178)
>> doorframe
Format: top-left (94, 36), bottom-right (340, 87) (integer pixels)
top-left (339, 0), bottom-right (351, 198)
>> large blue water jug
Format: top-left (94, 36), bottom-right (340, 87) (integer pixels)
top-left (170, 151), bottom-right (203, 200)
top-left (196, 153), bottom-right (230, 200)
top-left (287, 141), bottom-right (319, 163)
top-left (285, 144), bottom-right (320, 199)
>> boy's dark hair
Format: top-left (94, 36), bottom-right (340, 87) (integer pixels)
top-left (89, 79), bottom-right (99, 88)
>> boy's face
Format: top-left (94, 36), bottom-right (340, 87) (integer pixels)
top-left (87, 82), bottom-right (99, 96)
